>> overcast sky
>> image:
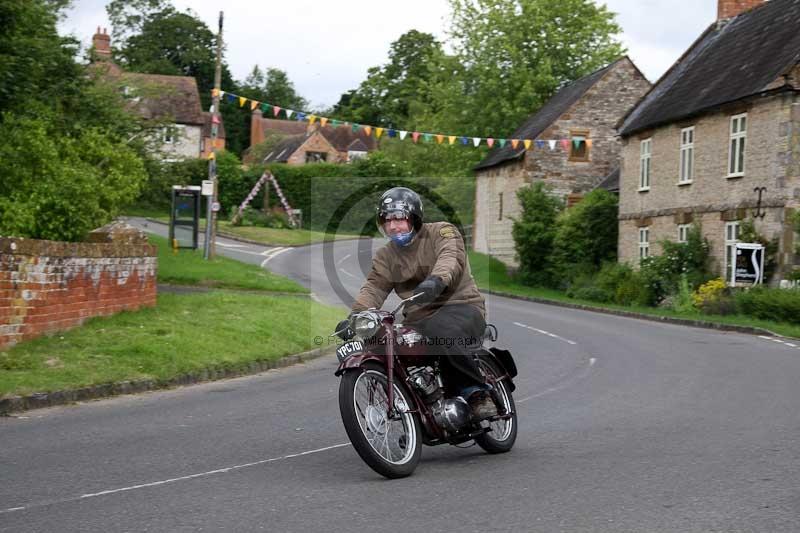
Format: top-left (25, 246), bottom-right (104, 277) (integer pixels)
top-left (59, 0), bottom-right (717, 110)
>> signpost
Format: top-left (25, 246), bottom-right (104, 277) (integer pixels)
top-left (732, 243), bottom-right (765, 286)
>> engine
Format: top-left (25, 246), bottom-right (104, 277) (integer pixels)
top-left (407, 367), bottom-right (471, 433)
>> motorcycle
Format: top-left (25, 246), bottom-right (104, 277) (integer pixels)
top-left (333, 293), bottom-right (518, 479)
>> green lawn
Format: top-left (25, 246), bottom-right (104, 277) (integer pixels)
top-left (468, 251), bottom-right (800, 339)
top-left (152, 234), bottom-right (307, 292)
top-left (0, 292), bottom-right (343, 396)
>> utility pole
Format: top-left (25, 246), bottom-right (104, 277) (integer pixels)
top-left (204, 11), bottom-right (223, 260)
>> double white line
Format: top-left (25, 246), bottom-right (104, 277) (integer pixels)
top-left (260, 246), bottom-right (291, 267)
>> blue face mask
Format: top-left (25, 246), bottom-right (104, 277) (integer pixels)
top-left (390, 230), bottom-right (415, 247)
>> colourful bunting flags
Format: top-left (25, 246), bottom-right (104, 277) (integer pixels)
top-left (238, 96), bottom-right (246, 107)
top-left (412, 131), bottom-right (420, 143)
top-left (487, 138), bottom-right (494, 147)
top-left (363, 126), bottom-right (372, 136)
top-left (250, 100), bottom-right (258, 111)
top-left (511, 139), bottom-right (519, 149)
top-left (375, 127), bottom-right (383, 139)
top-left (524, 139), bottom-right (532, 150)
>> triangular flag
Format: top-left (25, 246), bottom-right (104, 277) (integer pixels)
top-left (375, 127), bottom-right (383, 138)
top-left (250, 100), bottom-right (259, 111)
top-left (548, 140), bottom-right (556, 150)
top-left (238, 96), bottom-right (246, 107)
top-left (226, 93), bottom-right (236, 103)
top-left (572, 137), bottom-right (583, 149)
top-left (535, 140), bottom-right (545, 149)
top-left (448, 135), bottom-right (456, 145)
top-left (211, 114), bottom-right (220, 125)
top-left (308, 115), bottom-right (317, 125)
top-left (460, 136), bottom-right (468, 145)
top-left (285, 109), bottom-right (294, 119)
top-left (436, 134), bottom-right (444, 144)
top-left (388, 129), bottom-right (396, 138)
top-left (560, 139), bottom-right (570, 150)
top-left (586, 139), bottom-right (593, 148)
top-left (399, 131), bottom-right (408, 140)
top-left (511, 139), bottom-right (519, 149)
top-left (412, 131), bottom-right (420, 143)
top-left (498, 139), bottom-right (506, 147)
top-left (331, 119), bottom-right (340, 127)
top-left (423, 133), bottom-right (433, 142)
top-left (524, 139), bottom-right (532, 150)
top-left (261, 103), bottom-right (270, 113)
top-left (207, 152), bottom-right (215, 160)
top-left (320, 117), bottom-right (328, 127)
top-left (473, 137), bottom-right (481, 147)
top-left (211, 88), bottom-right (219, 98)
top-left (296, 112), bottom-right (306, 121)
top-left (273, 106), bottom-right (281, 117)
top-left (352, 123), bottom-right (360, 132)
top-left (364, 126), bottom-right (372, 136)
top-left (487, 138), bottom-right (495, 148)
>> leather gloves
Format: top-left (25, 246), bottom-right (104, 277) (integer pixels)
top-left (412, 276), bottom-right (446, 304)
top-left (334, 318), bottom-right (355, 341)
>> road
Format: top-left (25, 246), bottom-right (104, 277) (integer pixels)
top-left (2, 219), bottom-right (799, 532)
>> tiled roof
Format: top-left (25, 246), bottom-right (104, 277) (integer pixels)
top-left (319, 125), bottom-right (377, 152)
top-left (619, 0), bottom-right (800, 136)
top-left (262, 135), bottom-right (307, 163)
top-left (594, 167), bottom-right (620, 193)
top-left (118, 72), bottom-right (205, 126)
top-left (474, 58), bottom-right (625, 171)
top-left (259, 117), bottom-right (309, 136)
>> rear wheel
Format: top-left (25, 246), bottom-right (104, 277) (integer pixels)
top-left (338, 362), bottom-right (422, 478)
top-left (474, 353), bottom-right (517, 454)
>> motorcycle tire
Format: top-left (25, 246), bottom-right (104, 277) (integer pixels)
top-left (474, 352), bottom-right (518, 454)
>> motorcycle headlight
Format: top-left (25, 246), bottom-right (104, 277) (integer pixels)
top-left (351, 311), bottom-right (381, 340)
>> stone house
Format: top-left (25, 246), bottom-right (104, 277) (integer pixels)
top-left (617, 0), bottom-right (800, 284)
top-left (251, 110), bottom-right (376, 165)
top-left (472, 57), bottom-right (651, 266)
top-left (89, 28), bottom-right (225, 160)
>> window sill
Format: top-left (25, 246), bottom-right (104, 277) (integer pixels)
top-left (726, 173), bottom-right (745, 179)
top-left (677, 180), bottom-right (693, 186)
top-left (638, 187), bottom-right (650, 193)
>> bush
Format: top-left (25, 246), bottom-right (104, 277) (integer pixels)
top-left (735, 287), bottom-right (800, 324)
top-left (672, 274), bottom-right (695, 313)
top-left (570, 286), bottom-right (614, 303)
top-left (693, 278), bottom-right (736, 315)
top-left (232, 207), bottom-right (291, 229)
top-left (511, 182), bottom-right (563, 287)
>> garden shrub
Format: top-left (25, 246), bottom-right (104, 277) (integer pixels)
top-left (692, 278), bottom-right (736, 315)
top-left (511, 182), bottom-right (563, 287)
top-left (735, 286), bottom-right (800, 324)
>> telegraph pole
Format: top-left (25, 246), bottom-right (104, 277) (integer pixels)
top-left (204, 11), bottom-right (223, 260)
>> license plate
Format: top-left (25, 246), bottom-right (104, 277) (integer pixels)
top-left (336, 340), bottom-right (364, 362)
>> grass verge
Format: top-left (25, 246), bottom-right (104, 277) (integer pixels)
top-left (152, 234), bottom-right (307, 293)
top-left (468, 251), bottom-right (800, 339)
top-left (0, 292), bottom-right (343, 397)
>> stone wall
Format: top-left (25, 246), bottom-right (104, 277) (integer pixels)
top-left (474, 57), bottom-right (652, 266)
top-left (618, 92), bottom-right (800, 280)
top-left (0, 223), bottom-right (157, 350)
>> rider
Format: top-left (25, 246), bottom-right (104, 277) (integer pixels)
top-left (336, 186), bottom-right (497, 420)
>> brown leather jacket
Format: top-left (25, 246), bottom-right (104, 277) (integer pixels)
top-left (351, 222), bottom-right (485, 323)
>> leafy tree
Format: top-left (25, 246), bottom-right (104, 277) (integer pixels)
top-left (550, 189), bottom-right (618, 285)
top-left (241, 65), bottom-right (307, 110)
top-left (511, 182), bottom-right (563, 286)
top-left (446, 0), bottom-right (625, 136)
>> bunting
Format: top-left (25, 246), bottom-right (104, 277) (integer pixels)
top-left (217, 89), bottom-right (593, 153)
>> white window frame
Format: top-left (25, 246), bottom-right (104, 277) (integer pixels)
top-left (678, 223), bottom-right (691, 243)
top-left (679, 127), bottom-right (694, 184)
top-left (639, 139), bottom-right (652, 191)
top-left (162, 124), bottom-right (185, 145)
top-left (638, 227), bottom-right (650, 260)
top-left (724, 221), bottom-right (741, 283)
top-left (727, 113), bottom-right (746, 177)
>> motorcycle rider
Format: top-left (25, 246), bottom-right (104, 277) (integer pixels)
top-left (335, 186), bottom-right (497, 420)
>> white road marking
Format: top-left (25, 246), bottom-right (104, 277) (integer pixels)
top-left (336, 253), bottom-right (351, 266)
top-left (517, 357), bottom-right (597, 403)
top-left (216, 242), bottom-right (248, 248)
top-left (758, 335), bottom-right (800, 351)
top-left (513, 322), bottom-right (577, 345)
top-left (260, 247), bottom-right (290, 267)
top-left (0, 442), bottom-right (350, 515)
top-left (339, 268), bottom-right (358, 279)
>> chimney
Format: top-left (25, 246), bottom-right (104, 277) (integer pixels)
top-left (717, 0), bottom-right (765, 20)
top-left (91, 27), bottom-right (112, 61)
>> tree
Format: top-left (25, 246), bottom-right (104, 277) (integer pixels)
top-left (511, 182), bottom-right (563, 286)
top-left (241, 65), bottom-right (307, 110)
top-left (446, 0), bottom-right (625, 136)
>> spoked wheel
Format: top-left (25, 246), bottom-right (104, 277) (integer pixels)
top-left (339, 362), bottom-right (422, 478)
top-left (474, 353), bottom-right (517, 454)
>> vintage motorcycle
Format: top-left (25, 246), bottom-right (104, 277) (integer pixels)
top-left (333, 293), bottom-right (518, 478)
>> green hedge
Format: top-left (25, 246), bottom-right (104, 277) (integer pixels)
top-left (735, 287), bottom-right (800, 324)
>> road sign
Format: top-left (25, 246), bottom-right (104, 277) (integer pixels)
top-left (211, 202), bottom-right (221, 213)
top-left (201, 180), bottom-right (214, 196)
top-left (732, 243), bottom-right (764, 285)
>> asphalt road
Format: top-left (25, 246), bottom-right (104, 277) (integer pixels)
top-left (2, 220), bottom-right (799, 532)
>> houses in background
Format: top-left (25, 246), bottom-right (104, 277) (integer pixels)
top-left (473, 57), bottom-right (651, 266)
top-left (89, 28), bottom-right (225, 160)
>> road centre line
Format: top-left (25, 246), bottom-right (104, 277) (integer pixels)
top-left (758, 335), bottom-right (800, 351)
top-left (0, 442), bottom-right (351, 516)
top-left (513, 322), bottom-right (577, 345)
top-left (517, 357), bottom-right (597, 403)
top-left (260, 247), bottom-right (290, 267)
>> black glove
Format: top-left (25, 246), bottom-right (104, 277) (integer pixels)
top-left (412, 276), bottom-right (446, 304)
top-left (334, 318), bottom-right (355, 341)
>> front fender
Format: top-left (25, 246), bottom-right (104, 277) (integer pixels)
top-left (334, 352), bottom-right (385, 377)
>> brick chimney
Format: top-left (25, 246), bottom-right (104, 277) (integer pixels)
top-left (91, 26), bottom-right (112, 61)
top-left (717, 0), bottom-right (765, 20)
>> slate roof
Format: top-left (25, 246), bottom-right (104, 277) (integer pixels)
top-left (593, 167), bottom-right (620, 194)
top-left (319, 125), bottom-right (377, 152)
top-left (262, 135), bottom-right (307, 163)
top-left (258, 117), bottom-right (309, 136)
top-left (619, 0), bottom-right (800, 136)
top-left (474, 58), bottom-right (625, 171)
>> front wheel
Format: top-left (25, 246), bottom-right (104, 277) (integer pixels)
top-left (474, 353), bottom-right (518, 454)
top-left (338, 362), bottom-right (422, 478)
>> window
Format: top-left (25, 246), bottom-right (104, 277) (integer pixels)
top-left (347, 150), bottom-right (367, 161)
top-left (498, 192), bottom-right (503, 220)
top-left (724, 221), bottom-right (741, 283)
top-left (569, 130), bottom-right (589, 161)
top-left (678, 224), bottom-right (691, 243)
top-left (305, 151), bottom-right (327, 163)
top-left (639, 139), bottom-right (652, 190)
top-left (679, 127), bottom-right (694, 184)
top-left (728, 113), bottom-right (746, 176)
top-left (162, 125), bottom-right (184, 144)
top-left (638, 227), bottom-right (650, 260)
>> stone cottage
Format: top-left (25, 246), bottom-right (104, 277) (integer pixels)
top-left (473, 57), bottom-right (651, 266)
top-left (617, 0), bottom-right (800, 284)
